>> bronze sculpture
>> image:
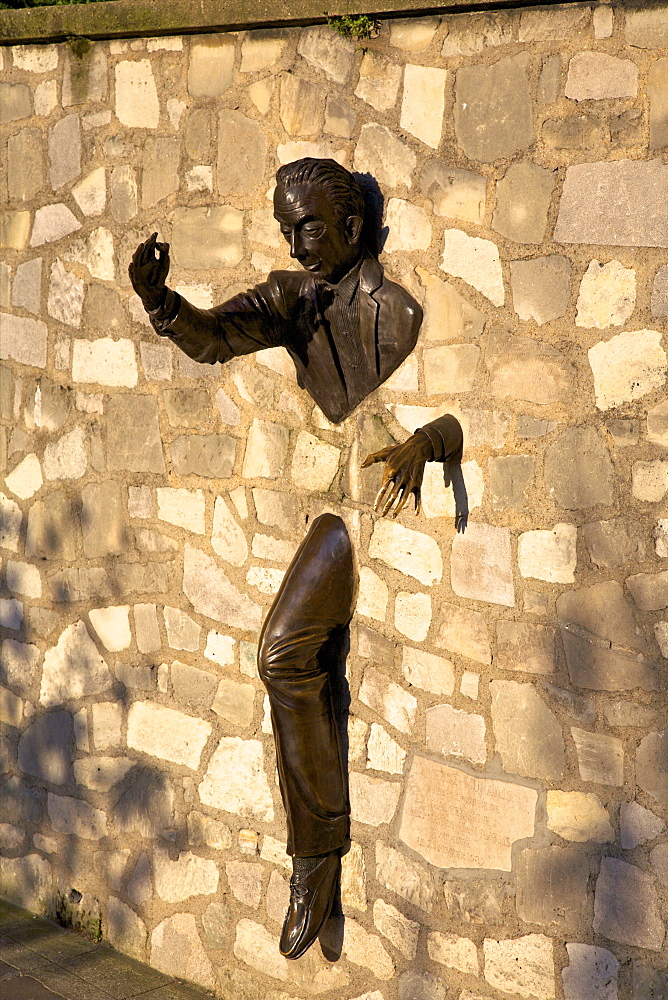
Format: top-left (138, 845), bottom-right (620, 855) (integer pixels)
top-left (130, 158), bottom-right (463, 958)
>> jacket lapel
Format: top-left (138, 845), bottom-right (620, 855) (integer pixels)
top-left (301, 279), bottom-right (349, 408)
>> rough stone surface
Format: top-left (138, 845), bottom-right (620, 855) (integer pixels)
top-left (48, 792), bottom-right (107, 840)
top-left (620, 800), bottom-right (665, 850)
top-left (487, 331), bottom-right (574, 405)
top-left (518, 523), bottom-right (577, 584)
top-left (359, 666), bottom-right (417, 734)
top-left (589, 330), bottom-right (665, 410)
top-left (369, 520), bottom-right (442, 586)
top-left (516, 846), bottom-right (591, 932)
top-left (0, 313), bottom-right (48, 368)
top-left (554, 160), bottom-right (668, 248)
top-left (562, 943), bottom-right (619, 1000)
top-left (106, 395), bottom-right (165, 473)
top-left (493, 161), bottom-right (554, 244)
top-left (441, 229), bottom-right (504, 306)
top-left (593, 858), bottom-right (665, 951)
top-left (566, 51), bottom-right (638, 101)
top-left (401, 64), bottom-right (446, 148)
top-left (183, 544), bottom-right (261, 630)
top-left (455, 54), bottom-right (534, 162)
top-left (400, 756), bottom-right (536, 871)
top-left (172, 206), bottom-right (243, 270)
top-left (510, 255), bottom-right (571, 324)
top-left (40, 621), bottom-right (110, 708)
top-left (115, 60), bottom-right (159, 128)
top-left (420, 163), bottom-right (486, 225)
top-left (428, 932), bottom-right (478, 975)
top-left (394, 592), bottom-right (432, 642)
top-left (401, 646), bottom-right (454, 696)
top-left (426, 703), bottom-right (486, 764)
top-left (151, 912), bottom-right (216, 990)
top-left (353, 123), bottom-right (416, 190)
top-left (495, 622), bottom-right (555, 676)
top-left (483, 934), bottom-right (555, 999)
top-left (545, 427), bottom-right (614, 509)
top-left (572, 728), bottom-right (624, 786)
top-left (199, 737), bottom-right (274, 822)
top-left (546, 790), bottom-right (614, 844)
top-left (636, 730), bottom-right (668, 804)
top-left (491, 680), bottom-right (565, 779)
top-left (298, 26), bottom-right (355, 85)
top-left (217, 111), bottom-right (268, 198)
top-left (576, 260), bottom-right (636, 330)
top-left (18, 710), bottom-right (72, 785)
top-left (438, 603), bottom-right (491, 664)
top-left (127, 701), bottom-right (211, 769)
top-left (451, 522), bottom-right (514, 607)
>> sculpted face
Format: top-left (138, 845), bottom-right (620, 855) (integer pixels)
top-left (274, 183), bottom-right (362, 284)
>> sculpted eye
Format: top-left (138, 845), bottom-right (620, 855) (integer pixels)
top-left (302, 222), bottom-right (324, 236)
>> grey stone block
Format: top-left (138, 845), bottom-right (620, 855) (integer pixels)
top-left (170, 433), bottom-right (236, 479)
top-left (594, 858), bottom-right (665, 951)
top-left (217, 110), bottom-right (268, 197)
top-left (106, 395), bottom-right (165, 473)
top-left (516, 846), bottom-right (591, 932)
top-left (636, 730), bottom-right (668, 805)
top-left (493, 161), bottom-right (555, 243)
top-left (26, 490), bottom-right (80, 561)
top-left (489, 455), bottom-right (534, 508)
top-left (510, 255), bottom-right (571, 324)
top-left (81, 481), bottom-right (129, 558)
top-left (544, 427), bottom-right (614, 509)
top-left (18, 710), bottom-right (73, 785)
top-left (491, 680), bottom-right (565, 779)
top-left (8, 127), bottom-right (44, 202)
top-left (455, 53), bottom-right (534, 162)
top-left (113, 768), bottom-right (175, 838)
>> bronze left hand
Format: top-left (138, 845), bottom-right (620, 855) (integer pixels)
top-left (362, 432), bottom-right (433, 518)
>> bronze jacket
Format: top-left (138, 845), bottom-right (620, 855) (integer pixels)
top-left (151, 255), bottom-right (422, 424)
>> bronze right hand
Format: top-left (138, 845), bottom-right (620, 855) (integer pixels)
top-left (128, 231), bottom-right (170, 311)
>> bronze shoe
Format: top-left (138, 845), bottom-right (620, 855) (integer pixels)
top-left (279, 852), bottom-right (340, 960)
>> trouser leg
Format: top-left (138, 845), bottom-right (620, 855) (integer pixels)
top-left (258, 513), bottom-right (355, 858)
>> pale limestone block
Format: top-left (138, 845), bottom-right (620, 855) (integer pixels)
top-left (416, 270), bottom-right (485, 343)
top-left (655, 518), bottom-right (668, 556)
top-left (441, 229), bottom-right (504, 306)
top-left (589, 330), bottom-right (665, 410)
top-left (233, 918), bottom-right (292, 980)
top-left (572, 727), bottom-right (623, 785)
top-left (48, 792), bottom-right (107, 840)
top-left (154, 847), bottom-right (219, 903)
top-left (400, 756), bottom-right (537, 871)
top-left (251, 533), bottom-right (296, 563)
top-left (374, 899), bottom-right (419, 960)
top-left (344, 917), bottom-right (395, 980)
top-left (188, 810), bottom-right (232, 850)
top-left (151, 913), bottom-right (216, 990)
top-left (350, 772), bottom-right (401, 826)
top-left (576, 260), bottom-right (636, 329)
top-left (495, 621), bottom-right (556, 676)
top-left (74, 756), bottom-right (134, 792)
top-left (376, 840), bottom-right (434, 911)
top-left (41, 621), bottom-right (110, 707)
top-left (164, 606), bottom-right (201, 652)
top-left (367, 723), bottom-right (406, 774)
top-left (420, 163), bottom-right (486, 226)
top-left (82, 110), bottom-right (112, 129)
top-left (242, 419), bottom-right (290, 479)
top-left (620, 800), bottom-right (665, 849)
top-left (356, 566), bottom-right (388, 622)
top-left (278, 72), bottom-right (322, 136)
top-left (73, 709), bottom-right (89, 751)
top-left (626, 570), bottom-right (668, 611)
top-left (298, 26), bottom-right (355, 85)
top-left (172, 205), bottom-right (243, 269)
top-left (260, 835), bottom-right (291, 869)
top-left (42, 425), bottom-right (85, 480)
top-left (510, 255), bottom-right (571, 325)
top-left (424, 459), bottom-right (483, 520)
top-left (451, 522), bottom-right (514, 607)
top-left (359, 666), bottom-right (417, 734)
top-left (72, 167), bottom-right (106, 217)
top-left (212, 678), bottom-right (255, 729)
top-left (566, 51), bottom-right (638, 101)
top-left (0, 686), bottom-right (23, 727)
top-left (106, 897), bottom-right (146, 962)
top-left (518, 523), bottom-right (577, 584)
top-left (0, 598), bottom-right (23, 629)
top-left (211, 497), bottom-right (247, 566)
top-left (246, 566), bottom-right (283, 595)
top-left (655, 621), bottom-right (668, 655)
top-left (390, 16), bottom-right (439, 49)
top-left (247, 77), bottom-right (274, 115)
top-left (632, 460), bottom-right (668, 502)
top-left (133, 604), bottom-right (159, 654)
top-left (88, 606), bottom-right (131, 652)
top-left (460, 672), bottom-right (479, 700)
top-left (594, 857), bottom-right (665, 950)
top-left (5, 561), bottom-right (41, 599)
top-left (401, 646), bottom-right (454, 696)
top-left (277, 138), bottom-right (349, 166)
top-left (424, 344), bottom-right (479, 394)
top-left (383, 352), bottom-right (419, 391)
top-left (492, 680), bottom-right (564, 779)
top-left (63, 226), bottom-right (115, 281)
top-left (110, 165), bottom-right (138, 223)
top-left (12, 43), bottom-right (58, 72)
top-left (34, 79), bottom-right (57, 116)
top-left (369, 520), bottom-right (442, 586)
top-left (354, 123), bottom-right (416, 190)
top-left (156, 487), bottom-right (205, 534)
top-left (394, 591), bottom-right (431, 642)
top-left (648, 401), bottom-right (668, 448)
top-left (341, 841), bottom-right (367, 911)
top-left (5, 454), bottom-right (42, 501)
top-left (48, 258), bottom-right (85, 327)
top-left (401, 64), bottom-right (446, 148)
top-left (147, 35), bottom-right (183, 51)
top-left (11, 257), bottom-right (41, 315)
top-left (348, 716), bottom-right (369, 765)
top-left (291, 431), bottom-right (340, 491)
top-left (226, 860), bottom-right (262, 907)
top-left (48, 114), bottom-right (81, 190)
top-left (426, 704), bottom-right (486, 764)
top-left (384, 198), bottom-right (432, 255)
top-left (183, 544), bottom-right (262, 631)
top-left (355, 51), bottom-right (402, 111)
top-left (91, 701), bottom-right (122, 749)
top-left (562, 943), bottom-right (619, 1000)
top-left (204, 630), bottom-right (237, 667)
top-left (428, 932), bottom-right (479, 975)
top-left (115, 60), bottom-right (159, 128)
top-left (240, 31), bottom-right (286, 72)
top-left (1, 210), bottom-right (31, 250)
top-left (483, 934), bottom-right (555, 998)
top-left (547, 790), bottom-right (614, 843)
top-left (1, 638), bottom-right (41, 697)
top-left (0, 854), bottom-right (51, 911)
top-left (30, 204), bottom-right (80, 247)
top-left (437, 604), bottom-right (491, 664)
top-left (186, 165), bottom-right (213, 194)
top-left (199, 737), bottom-right (274, 821)
top-left (127, 701), bottom-right (211, 768)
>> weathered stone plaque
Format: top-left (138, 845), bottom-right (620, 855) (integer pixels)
top-left (399, 755), bottom-right (537, 871)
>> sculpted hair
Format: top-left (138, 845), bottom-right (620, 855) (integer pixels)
top-left (275, 158), bottom-right (365, 227)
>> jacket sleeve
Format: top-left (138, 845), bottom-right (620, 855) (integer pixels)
top-left (148, 275), bottom-right (287, 366)
top-left (416, 414), bottom-right (464, 463)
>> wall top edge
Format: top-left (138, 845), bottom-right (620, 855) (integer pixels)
top-left (0, 0), bottom-right (614, 46)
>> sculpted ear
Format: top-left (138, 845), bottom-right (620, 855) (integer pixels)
top-left (345, 215), bottom-right (363, 245)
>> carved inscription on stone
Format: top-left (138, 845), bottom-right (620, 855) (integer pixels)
top-left (399, 756), bottom-right (537, 871)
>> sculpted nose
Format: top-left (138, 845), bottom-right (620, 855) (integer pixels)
top-left (289, 232), bottom-right (299, 258)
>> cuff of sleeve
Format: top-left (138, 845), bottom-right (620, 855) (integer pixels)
top-left (148, 289), bottom-right (181, 333)
top-left (414, 426), bottom-right (441, 462)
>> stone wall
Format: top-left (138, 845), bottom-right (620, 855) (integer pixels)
top-left (1, 4), bottom-right (667, 998)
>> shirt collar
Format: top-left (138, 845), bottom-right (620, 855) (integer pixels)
top-left (316, 254), bottom-right (364, 306)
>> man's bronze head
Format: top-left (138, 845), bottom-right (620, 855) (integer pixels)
top-left (274, 158), bottom-right (365, 284)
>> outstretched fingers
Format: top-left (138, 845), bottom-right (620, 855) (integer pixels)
top-left (362, 445), bottom-right (396, 469)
